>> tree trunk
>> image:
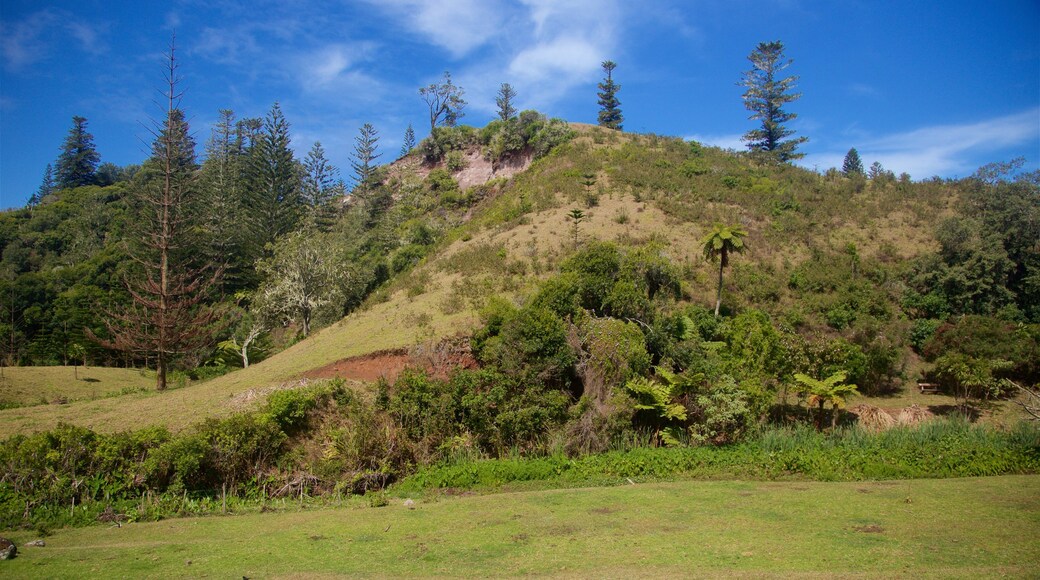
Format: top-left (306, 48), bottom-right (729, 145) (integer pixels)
top-left (714, 259), bottom-right (725, 317)
top-left (157, 355), bottom-right (167, 391)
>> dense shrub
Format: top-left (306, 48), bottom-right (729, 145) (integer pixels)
top-left (476, 305), bottom-right (576, 387)
top-left (924, 316), bottom-right (1039, 384)
top-left (419, 125), bottom-right (478, 163)
top-left (719, 309), bottom-right (788, 384)
top-left (580, 317), bottom-right (651, 396)
top-left (687, 377), bottom-right (759, 444)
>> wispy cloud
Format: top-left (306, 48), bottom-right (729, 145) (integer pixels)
top-left (363, 0), bottom-right (510, 57)
top-left (801, 108), bottom-right (1040, 178)
top-left (1, 9), bottom-right (107, 70)
top-left (505, 37), bottom-right (599, 84)
top-left (298, 43), bottom-right (380, 91)
top-left (501, 0), bottom-right (621, 109)
top-left (847, 83), bottom-right (881, 98)
top-left (358, 0), bottom-right (623, 115)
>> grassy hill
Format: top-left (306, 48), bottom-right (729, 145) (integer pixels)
top-left (0, 123), bottom-right (1029, 437)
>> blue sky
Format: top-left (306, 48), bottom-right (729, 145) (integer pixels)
top-left (1, 0), bottom-right (1038, 208)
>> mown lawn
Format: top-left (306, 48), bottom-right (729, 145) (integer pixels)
top-left (3, 475), bottom-right (1037, 578)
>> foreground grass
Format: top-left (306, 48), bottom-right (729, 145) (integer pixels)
top-left (3, 476), bottom-right (1037, 578)
top-left (0, 366), bottom-right (153, 407)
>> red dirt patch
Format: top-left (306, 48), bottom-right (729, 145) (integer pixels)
top-left (302, 349), bottom-right (414, 383)
top-left (300, 340), bottom-right (478, 384)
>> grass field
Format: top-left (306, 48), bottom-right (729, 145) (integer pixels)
top-left (2, 476), bottom-right (1037, 578)
top-left (0, 366), bottom-right (154, 407)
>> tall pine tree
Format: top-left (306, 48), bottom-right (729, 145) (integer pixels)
top-left (597, 61), bottom-right (623, 130)
top-left (90, 39), bottom-right (221, 391)
top-left (302, 141), bottom-right (342, 230)
top-left (739, 40), bottom-right (807, 162)
top-left (198, 109), bottom-right (252, 292)
top-left (842, 148), bottom-right (864, 176)
top-left (30, 164), bottom-right (55, 207)
top-left (351, 123), bottom-right (382, 193)
top-left (496, 83), bottom-right (518, 121)
top-left (55, 116), bottom-right (100, 189)
top-left (247, 102), bottom-right (302, 248)
top-left (400, 124), bottom-right (416, 157)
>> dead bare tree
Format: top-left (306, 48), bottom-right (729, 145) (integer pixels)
top-left (89, 37), bottom-right (222, 390)
top-left (1013, 381), bottom-right (1040, 421)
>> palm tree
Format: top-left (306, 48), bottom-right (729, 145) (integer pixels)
top-left (793, 370), bottom-right (859, 429)
top-left (700, 224), bottom-right (748, 316)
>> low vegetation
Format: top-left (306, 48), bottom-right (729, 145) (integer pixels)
top-left (1, 374), bottom-right (1036, 532)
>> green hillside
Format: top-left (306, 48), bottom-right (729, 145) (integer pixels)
top-left (1, 123), bottom-right (1037, 435)
top-left (2, 121), bottom-right (1038, 536)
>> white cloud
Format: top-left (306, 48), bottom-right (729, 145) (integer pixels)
top-left (194, 25), bottom-right (260, 65)
top-left (509, 37), bottom-right (602, 84)
top-left (519, 0), bottom-right (619, 40)
top-left (801, 108), bottom-right (1040, 178)
top-left (1, 10), bottom-right (60, 70)
top-left (498, 0), bottom-right (621, 108)
top-left (67, 22), bottom-right (107, 55)
top-left (363, 0), bottom-right (509, 57)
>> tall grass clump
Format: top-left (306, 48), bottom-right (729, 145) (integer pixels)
top-left (398, 418), bottom-right (1040, 492)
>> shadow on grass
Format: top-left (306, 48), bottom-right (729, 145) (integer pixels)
top-left (928, 404), bottom-right (981, 422)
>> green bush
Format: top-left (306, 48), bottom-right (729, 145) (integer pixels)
top-left (381, 368), bottom-right (459, 445)
top-left (317, 394), bottom-right (409, 487)
top-left (581, 317), bottom-right (651, 393)
top-left (444, 150), bottom-right (467, 172)
top-left (391, 244), bottom-right (428, 274)
top-left (531, 272), bottom-right (582, 319)
top-left (264, 382), bottom-right (337, 432)
top-left (689, 376), bottom-right (762, 444)
top-left (909, 318), bottom-right (944, 352)
top-left (924, 316), bottom-right (1039, 383)
top-left (419, 125), bottom-right (477, 163)
top-left (931, 353), bottom-right (1016, 401)
top-left (719, 309), bottom-right (788, 384)
top-left (478, 305), bottom-right (576, 387)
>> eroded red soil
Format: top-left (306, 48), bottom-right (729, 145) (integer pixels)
top-left (300, 341), bottom-right (477, 384)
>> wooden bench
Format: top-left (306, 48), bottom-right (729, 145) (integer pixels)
top-left (917, 382), bottom-right (939, 394)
